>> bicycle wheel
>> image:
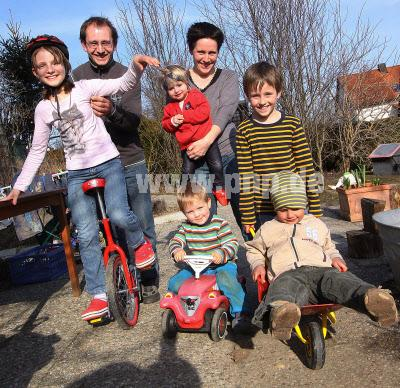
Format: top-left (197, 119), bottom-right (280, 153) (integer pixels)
top-left (106, 253), bottom-right (139, 329)
top-left (302, 319), bottom-right (325, 370)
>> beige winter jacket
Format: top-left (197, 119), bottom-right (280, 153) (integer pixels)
top-left (245, 214), bottom-right (343, 282)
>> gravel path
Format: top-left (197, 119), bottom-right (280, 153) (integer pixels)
top-left (0, 204), bottom-right (399, 387)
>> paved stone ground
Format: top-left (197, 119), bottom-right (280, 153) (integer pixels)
top-left (0, 204), bottom-right (399, 387)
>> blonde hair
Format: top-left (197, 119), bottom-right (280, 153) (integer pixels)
top-left (177, 182), bottom-right (209, 212)
top-left (161, 65), bottom-right (189, 90)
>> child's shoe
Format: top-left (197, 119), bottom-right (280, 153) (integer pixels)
top-left (81, 298), bottom-right (109, 321)
top-left (364, 288), bottom-right (398, 327)
top-left (232, 312), bottom-right (252, 334)
top-left (213, 188), bottom-right (229, 206)
top-left (270, 301), bottom-right (301, 340)
top-left (141, 284), bottom-right (160, 304)
top-left (134, 238), bottom-right (156, 270)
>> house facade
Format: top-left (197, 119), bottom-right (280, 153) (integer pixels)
top-left (337, 64), bottom-right (400, 122)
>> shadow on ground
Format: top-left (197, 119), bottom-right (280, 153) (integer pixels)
top-left (68, 336), bottom-right (201, 388)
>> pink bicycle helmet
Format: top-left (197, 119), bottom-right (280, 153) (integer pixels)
top-left (27, 34), bottom-right (69, 59)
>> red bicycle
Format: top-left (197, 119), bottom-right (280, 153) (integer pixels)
top-left (82, 178), bottom-right (141, 329)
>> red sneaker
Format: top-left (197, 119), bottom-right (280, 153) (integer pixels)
top-left (81, 298), bottom-right (109, 321)
top-left (213, 188), bottom-right (229, 206)
top-left (134, 238), bottom-right (156, 269)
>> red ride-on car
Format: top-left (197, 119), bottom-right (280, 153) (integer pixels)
top-left (160, 255), bottom-right (230, 342)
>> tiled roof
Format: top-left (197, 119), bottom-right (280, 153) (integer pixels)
top-left (338, 65), bottom-right (400, 108)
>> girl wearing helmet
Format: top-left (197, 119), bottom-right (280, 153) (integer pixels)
top-left (2, 35), bottom-right (160, 321)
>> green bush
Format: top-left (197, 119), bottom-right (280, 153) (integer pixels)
top-left (139, 116), bottom-right (182, 175)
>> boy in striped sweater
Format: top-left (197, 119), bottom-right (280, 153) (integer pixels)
top-left (236, 61), bottom-right (322, 239)
top-left (168, 182), bottom-right (249, 331)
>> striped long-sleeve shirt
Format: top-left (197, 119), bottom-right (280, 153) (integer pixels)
top-left (169, 214), bottom-right (239, 264)
top-left (236, 114), bottom-right (322, 225)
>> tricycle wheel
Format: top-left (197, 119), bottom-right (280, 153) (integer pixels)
top-left (302, 320), bottom-right (325, 370)
top-left (161, 309), bottom-right (177, 338)
top-left (106, 253), bottom-right (139, 329)
top-left (210, 307), bottom-right (228, 342)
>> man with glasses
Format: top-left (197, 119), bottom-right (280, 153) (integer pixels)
top-left (73, 16), bottom-right (160, 304)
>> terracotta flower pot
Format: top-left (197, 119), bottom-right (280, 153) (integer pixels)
top-left (336, 184), bottom-right (393, 222)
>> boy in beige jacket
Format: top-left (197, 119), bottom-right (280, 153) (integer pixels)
top-left (245, 171), bottom-right (398, 340)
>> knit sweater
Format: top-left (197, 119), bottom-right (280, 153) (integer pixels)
top-left (188, 69), bottom-right (239, 158)
top-left (14, 61), bottom-right (141, 192)
top-left (236, 114), bottom-right (322, 225)
top-left (169, 214), bottom-right (239, 264)
top-left (162, 89), bottom-right (212, 150)
top-left (245, 214), bottom-right (342, 282)
top-left (72, 60), bottom-right (145, 166)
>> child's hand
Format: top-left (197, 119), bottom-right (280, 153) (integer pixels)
top-left (133, 55), bottom-right (160, 72)
top-left (173, 249), bottom-right (186, 262)
top-left (211, 251), bottom-right (223, 264)
top-left (252, 265), bottom-right (267, 283)
top-left (244, 224), bottom-right (255, 235)
top-left (331, 257), bottom-right (348, 272)
top-left (0, 188), bottom-right (21, 205)
top-left (171, 114), bottom-right (184, 127)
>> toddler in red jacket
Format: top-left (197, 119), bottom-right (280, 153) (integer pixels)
top-left (161, 65), bottom-right (228, 206)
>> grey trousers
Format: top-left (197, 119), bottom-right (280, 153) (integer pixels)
top-left (253, 266), bottom-right (374, 329)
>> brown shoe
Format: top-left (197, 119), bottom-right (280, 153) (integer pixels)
top-left (364, 288), bottom-right (398, 327)
top-left (270, 301), bottom-right (301, 340)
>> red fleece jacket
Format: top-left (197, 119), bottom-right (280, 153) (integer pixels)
top-left (162, 88), bottom-right (212, 150)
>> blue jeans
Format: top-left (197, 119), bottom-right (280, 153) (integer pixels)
top-left (124, 160), bottom-right (158, 285)
top-left (194, 153), bottom-right (242, 226)
top-left (167, 262), bottom-right (246, 316)
top-left (67, 158), bottom-right (145, 295)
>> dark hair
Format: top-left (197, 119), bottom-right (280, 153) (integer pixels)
top-left (186, 22), bottom-right (224, 52)
top-left (32, 46), bottom-right (74, 98)
top-left (79, 16), bottom-right (118, 46)
top-left (243, 61), bottom-right (283, 96)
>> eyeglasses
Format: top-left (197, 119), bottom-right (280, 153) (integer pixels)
top-left (86, 40), bottom-right (113, 49)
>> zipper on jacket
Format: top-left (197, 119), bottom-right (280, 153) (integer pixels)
top-left (290, 224), bottom-right (300, 267)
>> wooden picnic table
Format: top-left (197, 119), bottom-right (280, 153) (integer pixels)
top-left (0, 189), bottom-right (80, 296)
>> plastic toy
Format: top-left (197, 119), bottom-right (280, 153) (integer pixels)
top-left (160, 255), bottom-right (230, 342)
top-left (82, 178), bottom-right (141, 328)
top-left (250, 227), bottom-right (342, 369)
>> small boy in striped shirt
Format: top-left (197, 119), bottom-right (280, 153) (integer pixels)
top-left (168, 182), bottom-right (249, 331)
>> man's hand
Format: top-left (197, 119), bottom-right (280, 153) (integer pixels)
top-left (173, 249), bottom-right (186, 262)
top-left (0, 188), bottom-right (21, 205)
top-left (133, 55), bottom-right (160, 72)
top-left (90, 96), bottom-right (113, 117)
top-left (211, 251), bottom-right (223, 264)
top-left (331, 257), bottom-right (348, 272)
top-left (172, 114), bottom-right (184, 127)
top-left (252, 265), bottom-right (267, 283)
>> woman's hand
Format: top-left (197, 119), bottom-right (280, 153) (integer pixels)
top-left (133, 55), bottom-right (160, 72)
top-left (0, 188), bottom-right (21, 205)
top-left (186, 137), bottom-right (211, 159)
top-left (186, 125), bottom-right (220, 159)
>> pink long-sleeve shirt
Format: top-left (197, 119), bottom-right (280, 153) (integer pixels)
top-left (14, 61), bottom-right (141, 192)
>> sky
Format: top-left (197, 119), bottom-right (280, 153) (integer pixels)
top-left (0, 0), bottom-right (399, 69)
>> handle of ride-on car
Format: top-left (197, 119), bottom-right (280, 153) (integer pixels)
top-left (256, 275), bottom-right (269, 303)
top-left (183, 255), bottom-right (214, 279)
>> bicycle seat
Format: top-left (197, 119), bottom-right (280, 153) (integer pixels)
top-left (82, 178), bottom-right (106, 193)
